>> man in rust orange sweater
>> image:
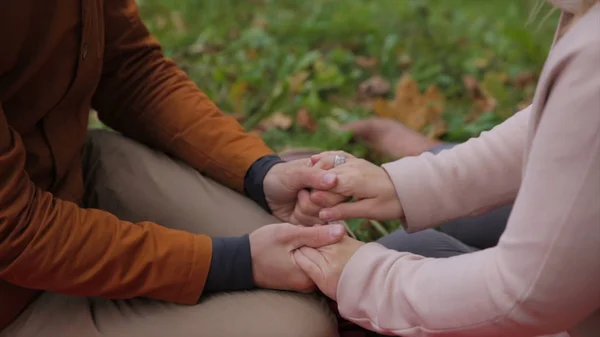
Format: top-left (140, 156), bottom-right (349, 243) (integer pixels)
top-left (0, 1), bottom-right (346, 336)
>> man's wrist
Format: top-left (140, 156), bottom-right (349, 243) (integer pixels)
top-left (243, 154), bottom-right (284, 213)
top-left (203, 235), bottom-right (254, 295)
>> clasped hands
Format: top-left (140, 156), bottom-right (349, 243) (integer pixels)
top-left (252, 151), bottom-right (403, 300)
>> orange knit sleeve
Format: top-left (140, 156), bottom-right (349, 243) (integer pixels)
top-left (92, 0), bottom-right (273, 192)
top-left (0, 102), bottom-right (212, 304)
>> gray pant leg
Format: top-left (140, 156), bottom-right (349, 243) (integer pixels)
top-left (438, 204), bottom-right (512, 249)
top-left (376, 228), bottom-right (476, 258)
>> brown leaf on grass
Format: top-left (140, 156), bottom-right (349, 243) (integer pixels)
top-left (288, 71), bottom-right (310, 93)
top-left (229, 29), bottom-right (240, 40)
top-left (497, 73), bottom-right (510, 85)
top-left (296, 108), bottom-right (317, 132)
top-left (249, 129), bottom-right (263, 137)
top-left (328, 94), bottom-right (368, 110)
top-left (228, 81), bottom-right (249, 114)
top-left (187, 43), bottom-right (224, 55)
top-left (373, 75), bottom-right (445, 134)
top-left (397, 54), bottom-right (412, 69)
top-left (258, 112), bottom-right (293, 131)
top-left (324, 117), bottom-right (343, 133)
top-left (474, 57), bottom-right (489, 69)
top-left (513, 71), bottom-right (535, 90)
top-left (154, 15), bottom-right (168, 30)
top-left (228, 112), bottom-right (246, 123)
top-left (340, 41), bottom-right (362, 53)
top-left (278, 147), bottom-right (322, 161)
top-left (358, 75), bottom-right (391, 100)
top-left (170, 11), bottom-right (186, 33)
top-left (517, 99), bottom-right (533, 111)
top-left (252, 17), bottom-right (268, 29)
top-left (246, 49), bottom-right (258, 60)
top-left (426, 119), bottom-right (447, 139)
top-left (355, 56), bottom-right (378, 69)
top-left (463, 75), bottom-right (497, 120)
top-left (270, 112), bottom-right (293, 130)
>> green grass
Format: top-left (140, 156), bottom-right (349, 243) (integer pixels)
top-left (132, 0), bottom-right (559, 241)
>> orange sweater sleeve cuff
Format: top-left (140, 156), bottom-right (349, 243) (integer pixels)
top-left (179, 234), bottom-right (213, 304)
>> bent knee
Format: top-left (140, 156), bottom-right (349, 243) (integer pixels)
top-left (376, 228), bottom-right (474, 258)
top-left (198, 290), bottom-right (338, 337)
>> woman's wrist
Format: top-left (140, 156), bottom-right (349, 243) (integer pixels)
top-left (378, 165), bottom-right (405, 220)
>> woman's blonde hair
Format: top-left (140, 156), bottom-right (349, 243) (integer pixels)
top-left (580, 0), bottom-right (600, 12)
top-left (566, 0), bottom-right (599, 31)
top-left (529, 0), bottom-right (599, 32)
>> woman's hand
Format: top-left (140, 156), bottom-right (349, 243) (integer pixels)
top-left (309, 151), bottom-right (404, 222)
top-left (292, 236), bottom-right (365, 300)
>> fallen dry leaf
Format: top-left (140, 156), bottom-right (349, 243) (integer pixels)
top-left (517, 99), bottom-right (533, 111)
top-left (278, 147), bottom-right (322, 161)
top-left (397, 54), bottom-right (412, 69)
top-left (228, 81), bottom-right (249, 113)
top-left (229, 29), bottom-right (240, 40)
top-left (474, 57), bottom-right (489, 69)
top-left (153, 15), bottom-right (168, 30)
top-left (372, 75), bottom-right (445, 134)
top-left (270, 112), bottom-right (293, 130)
top-left (249, 129), bottom-right (263, 137)
top-left (288, 71), bottom-right (310, 93)
top-left (355, 56), bottom-right (378, 69)
top-left (258, 112), bottom-right (293, 131)
top-left (246, 49), bottom-right (258, 60)
top-left (358, 75), bottom-right (391, 100)
top-left (426, 118), bottom-right (447, 139)
top-left (187, 43), bottom-right (224, 55)
top-left (324, 117), bottom-right (343, 133)
top-left (463, 75), bottom-right (497, 120)
top-left (252, 17), bottom-right (268, 29)
top-left (170, 11), bottom-right (186, 33)
top-left (497, 73), bottom-right (510, 85)
top-left (228, 112), bottom-right (246, 123)
top-left (296, 108), bottom-right (317, 132)
top-left (513, 71), bottom-right (535, 90)
top-left (457, 37), bottom-right (469, 46)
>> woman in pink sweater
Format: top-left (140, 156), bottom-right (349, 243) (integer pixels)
top-left (294, 1), bottom-right (600, 336)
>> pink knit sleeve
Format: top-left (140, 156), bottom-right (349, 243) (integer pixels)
top-left (381, 106), bottom-right (530, 232)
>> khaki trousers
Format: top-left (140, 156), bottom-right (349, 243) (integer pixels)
top-left (2, 130), bottom-right (337, 337)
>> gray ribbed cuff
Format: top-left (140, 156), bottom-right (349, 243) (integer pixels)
top-left (203, 235), bottom-right (254, 294)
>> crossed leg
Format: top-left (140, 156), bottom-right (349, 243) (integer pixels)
top-left (2, 130), bottom-right (337, 337)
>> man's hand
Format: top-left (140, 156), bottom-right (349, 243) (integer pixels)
top-left (293, 236), bottom-right (365, 300)
top-left (249, 223), bottom-right (346, 292)
top-left (263, 159), bottom-right (344, 225)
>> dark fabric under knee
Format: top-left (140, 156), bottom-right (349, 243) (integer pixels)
top-left (376, 228), bottom-right (476, 258)
top-left (438, 204), bottom-right (511, 249)
top-left (427, 142), bottom-right (510, 250)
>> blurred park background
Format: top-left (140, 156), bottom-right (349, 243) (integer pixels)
top-left (102, 0), bottom-right (560, 240)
